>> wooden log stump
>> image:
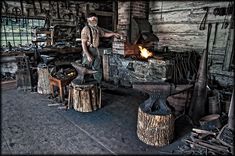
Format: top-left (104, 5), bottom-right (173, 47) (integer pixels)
top-left (137, 103), bottom-right (175, 147)
top-left (68, 81), bottom-right (101, 112)
top-left (37, 64), bottom-right (50, 94)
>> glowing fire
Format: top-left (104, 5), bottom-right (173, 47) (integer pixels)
top-left (138, 46), bottom-right (153, 58)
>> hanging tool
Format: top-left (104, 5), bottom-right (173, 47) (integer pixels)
top-left (213, 22), bottom-right (219, 45)
top-left (65, 1), bottom-right (70, 10)
top-left (26, 8), bottom-right (30, 17)
top-left (39, 0), bottom-right (43, 13)
top-left (199, 7), bottom-right (209, 30)
top-left (56, 1), bottom-right (61, 19)
top-left (12, 7), bottom-right (21, 23)
top-left (48, 0), bottom-right (51, 10)
top-left (221, 2), bottom-right (232, 29)
top-left (32, 0), bottom-right (37, 16)
top-left (209, 22), bottom-right (219, 67)
top-left (20, 0), bottom-right (24, 15)
top-left (2, 0), bottom-right (10, 14)
top-left (160, 1), bottom-right (164, 20)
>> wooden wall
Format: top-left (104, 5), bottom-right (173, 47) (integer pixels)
top-left (1, 1), bottom-right (114, 28)
top-left (149, 1), bottom-right (234, 86)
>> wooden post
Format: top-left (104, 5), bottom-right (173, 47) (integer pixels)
top-left (102, 53), bottom-right (110, 81)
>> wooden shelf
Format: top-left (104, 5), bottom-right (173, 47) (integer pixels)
top-left (32, 29), bottom-right (54, 46)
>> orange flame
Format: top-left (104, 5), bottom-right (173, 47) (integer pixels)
top-left (138, 46), bottom-right (153, 58)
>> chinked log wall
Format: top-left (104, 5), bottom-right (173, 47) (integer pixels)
top-left (149, 1), bottom-right (234, 86)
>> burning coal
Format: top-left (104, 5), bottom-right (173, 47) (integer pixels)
top-left (138, 46), bottom-right (153, 58)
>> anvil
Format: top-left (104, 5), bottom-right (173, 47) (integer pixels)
top-left (71, 62), bottom-right (97, 84)
top-left (132, 82), bottom-right (193, 115)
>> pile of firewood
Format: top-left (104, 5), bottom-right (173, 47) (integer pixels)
top-left (175, 127), bottom-right (233, 155)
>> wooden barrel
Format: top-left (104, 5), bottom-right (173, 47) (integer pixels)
top-left (137, 104), bottom-right (175, 147)
top-left (37, 64), bottom-right (50, 94)
top-left (68, 81), bottom-right (101, 112)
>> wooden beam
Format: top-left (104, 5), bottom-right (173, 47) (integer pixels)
top-left (93, 10), bottom-right (114, 17)
top-left (223, 27), bottom-right (234, 71)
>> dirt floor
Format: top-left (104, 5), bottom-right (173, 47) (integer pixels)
top-left (1, 81), bottom-right (192, 155)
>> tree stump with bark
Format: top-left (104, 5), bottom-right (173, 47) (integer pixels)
top-left (68, 80), bottom-right (101, 112)
top-left (137, 99), bottom-right (175, 147)
top-left (37, 64), bottom-right (50, 94)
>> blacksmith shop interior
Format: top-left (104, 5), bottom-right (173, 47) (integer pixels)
top-left (1, 0), bottom-right (234, 155)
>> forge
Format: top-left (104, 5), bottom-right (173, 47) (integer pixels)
top-left (110, 16), bottom-right (200, 86)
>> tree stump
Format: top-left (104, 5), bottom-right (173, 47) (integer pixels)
top-left (137, 103), bottom-right (175, 147)
top-left (37, 64), bottom-right (50, 94)
top-left (68, 81), bottom-right (101, 112)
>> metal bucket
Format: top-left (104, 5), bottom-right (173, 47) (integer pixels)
top-left (199, 114), bottom-right (221, 130)
top-left (208, 91), bottom-right (221, 114)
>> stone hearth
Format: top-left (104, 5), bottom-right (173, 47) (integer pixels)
top-left (106, 53), bottom-right (171, 87)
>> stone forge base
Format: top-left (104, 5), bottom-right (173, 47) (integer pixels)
top-left (137, 105), bottom-right (175, 147)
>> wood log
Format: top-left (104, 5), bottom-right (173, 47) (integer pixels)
top-left (102, 54), bottom-right (110, 81)
top-left (37, 64), bottom-right (50, 94)
top-left (192, 128), bottom-right (216, 136)
top-left (137, 105), bottom-right (175, 147)
top-left (69, 81), bottom-right (101, 112)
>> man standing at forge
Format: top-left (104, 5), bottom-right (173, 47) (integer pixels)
top-left (81, 13), bottom-right (120, 84)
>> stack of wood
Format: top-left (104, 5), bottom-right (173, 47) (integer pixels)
top-left (180, 128), bottom-right (232, 155)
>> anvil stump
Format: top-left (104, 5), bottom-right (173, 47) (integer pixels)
top-left (133, 82), bottom-right (193, 147)
top-left (137, 104), bottom-right (174, 147)
top-left (68, 80), bottom-right (101, 112)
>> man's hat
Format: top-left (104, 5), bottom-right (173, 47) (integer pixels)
top-left (87, 13), bottom-right (97, 18)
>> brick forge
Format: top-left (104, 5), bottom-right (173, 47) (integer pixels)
top-left (108, 1), bottom-right (170, 87)
top-left (112, 1), bottom-right (149, 56)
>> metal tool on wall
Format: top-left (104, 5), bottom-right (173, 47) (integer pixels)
top-left (56, 1), bottom-right (60, 19)
top-left (2, 0), bottom-right (9, 15)
top-left (209, 22), bottom-right (219, 67)
top-left (20, 0), bottom-right (24, 15)
top-left (221, 2), bottom-right (233, 29)
top-left (32, 0), bottom-right (37, 16)
top-left (39, 0), bottom-right (43, 13)
top-left (199, 7), bottom-right (209, 30)
top-left (12, 7), bottom-right (21, 23)
top-left (168, 51), bottom-right (199, 84)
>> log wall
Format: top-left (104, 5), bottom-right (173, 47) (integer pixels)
top-left (149, 1), bottom-right (234, 86)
